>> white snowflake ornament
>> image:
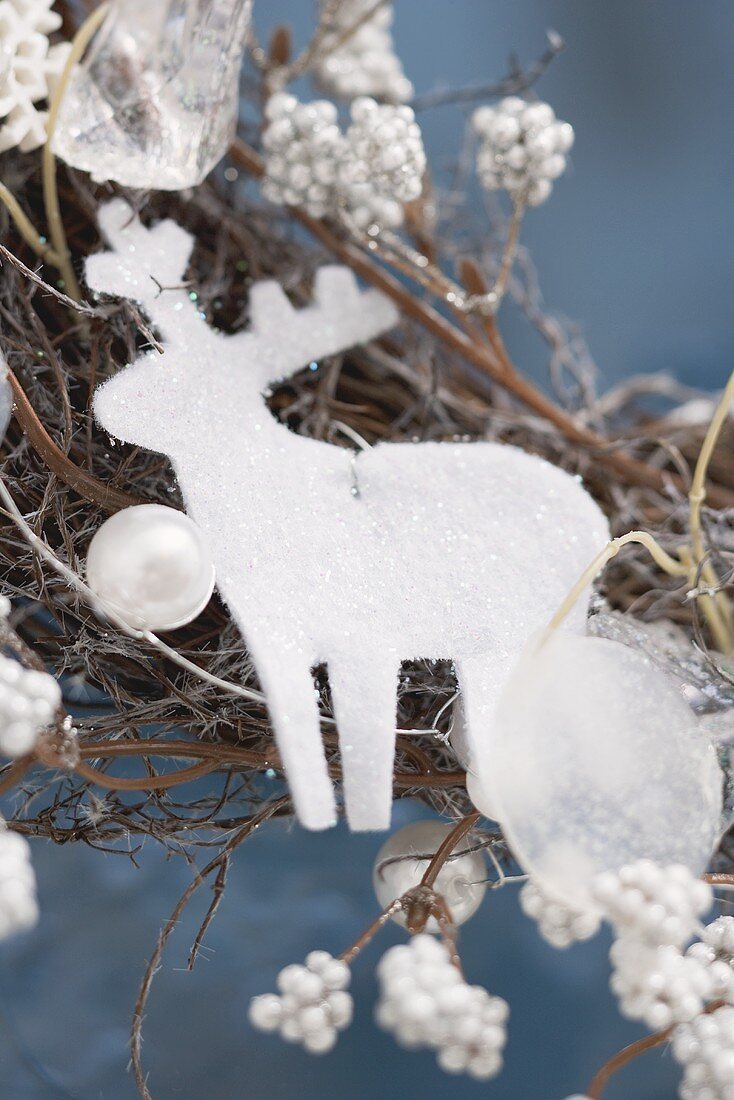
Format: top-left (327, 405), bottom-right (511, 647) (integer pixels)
top-left (88, 199), bottom-right (608, 832)
top-left (0, 0), bottom-right (70, 153)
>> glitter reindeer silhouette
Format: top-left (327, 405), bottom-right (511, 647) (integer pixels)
top-left (89, 200), bottom-right (609, 832)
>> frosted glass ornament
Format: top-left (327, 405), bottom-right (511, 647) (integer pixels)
top-left (473, 633), bottom-right (723, 911)
top-left (373, 820), bottom-right (486, 929)
top-left (52, 0), bottom-right (252, 189)
top-left (88, 200), bottom-right (609, 832)
top-left (86, 504), bottom-right (215, 631)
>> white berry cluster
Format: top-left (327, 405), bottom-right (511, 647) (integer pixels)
top-left (687, 917), bottom-right (734, 1003)
top-left (519, 879), bottom-right (600, 949)
top-left (609, 937), bottom-right (713, 1031)
top-left (593, 861), bottom-right (712, 949)
top-left (339, 96), bottom-right (425, 229)
top-left (375, 934), bottom-right (508, 1081)
top-left (591, 862), bottom-right (714, 1031)
top-left (0, 823), bottom-right (38, 938)
top-left (261, 93), bottom-right (425, 230)
top-left (0, 0), bottom-right (70, 153)
top-left (0, 651), bottom-right (60, 757)
top-left (672, 1005), bottom-right (734, 1099)
top-left (316, 0), bottom-right (412, 105)
top-left (248, 950), bottom-right (353, 1054)
top-left (261, 96), bottom-right (343, 219)
top-left (472, 97), bottom-right (574, 207)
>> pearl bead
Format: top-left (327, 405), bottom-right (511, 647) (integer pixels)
top-left (86, 504), bottom-right (215, 632)
top-left (372, 820), bottom-right (486, 929)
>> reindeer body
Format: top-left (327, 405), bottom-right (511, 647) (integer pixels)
top-left (90, 201), bottom-right (609, 831)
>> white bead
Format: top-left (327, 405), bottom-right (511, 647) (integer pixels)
top-left (276, 963), bottom-right (306, 994)
top-left (303, 1028), bottom-right (337, 1055)
top-left (328, 990), bottom-right (353, 1030)
top-left (372, 821), bottom-right (486, 929)
top-left (305, 949), bottom-right (333, 974)
top-left (321, 958), bottom-right (350, 991)
top-left (248, 993), bottom-right (283, 1032)
top-left (86, 504), bottom-right (215, 632)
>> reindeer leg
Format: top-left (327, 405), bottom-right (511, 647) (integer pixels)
top-left (327, 654), bottom-right (401, 832)
top-left (453, 653), bottom-right (516, 819)
top-left (254, 650), bottom-right (336, 832)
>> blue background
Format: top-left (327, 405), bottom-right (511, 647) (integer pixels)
top-left (3, 2), bottom-right (734, 1097)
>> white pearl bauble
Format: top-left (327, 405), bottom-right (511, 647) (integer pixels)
top-left (373, 820), bottom-right (486, 929)
top-left (477, 633), bottom-right (722, 911)
top-left (86, 504), bottom-right (215, 631)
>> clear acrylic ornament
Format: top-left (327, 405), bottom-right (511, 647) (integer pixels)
top-left (53, 0), bottom-right (251, 190)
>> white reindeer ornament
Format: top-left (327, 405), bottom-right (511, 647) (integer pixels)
top-left (89, 201), bottom-right (609, 832)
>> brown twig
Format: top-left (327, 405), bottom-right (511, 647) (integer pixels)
top-left (7, 369), bottom-right (143, 512)
top-left (229, 139), bottom-right (734, 509)
top-left (586, 1000), bottom-right (725, 1099)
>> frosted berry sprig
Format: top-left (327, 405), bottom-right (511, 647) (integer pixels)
top-left (260, 94), bottom-right (343, 219)
top-left (261, 93), bottom-right (425, 231)
top-left (592, 860), bottom-right (712, 949)
top-left (519, 879), bottom-right (600, 949)
top-left (609, 936), bottom-right (712, 1030)
top-left (0, 651), bottom-right (61, 757)
top-left (472, 96), bottom-right (574, 207)
top-left (672, 1004), bottom-right (734, 1099)
top-left (316, 0), bottom-right (413, 105)
top-left (248, 951), bottom-right (353, 1054)
top-left (0, 823), bottom-right (39, 938)
top-left (338, 97), bottom-right (425, 229)
top-left (375, 934), bottom-right (508, 1081)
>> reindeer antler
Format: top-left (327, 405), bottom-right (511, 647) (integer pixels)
top-left (87, 199), bottom-right (194, 308)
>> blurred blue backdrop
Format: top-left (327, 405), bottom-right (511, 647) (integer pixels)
top-left (2, 2), bottom-right (734, 1098)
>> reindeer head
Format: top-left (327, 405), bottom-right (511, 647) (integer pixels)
top-left (89, 200), bottom-right (399, 455)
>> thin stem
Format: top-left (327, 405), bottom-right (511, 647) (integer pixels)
top-left (6, 369), bottom-right (141, 512)
top-left (74, 758), bottom-right (219, 792)
top-left (586, 1000), bottom-right (725, 1099)
top-left (42, 0), bottom-right (109, 302)
top-left (684, 367), bottom-right (734, 653)
top-left (0, 184), bottom-right (61, 265)
top-left (421, 811), bottom-right (481, 888)
top-left (492, 195), bottom-right (526, 309)
top-left (131, 796), bottom-right (289, 1100)
top-left (689, 368), bottom-right (734, 564)
top-left (72, 738), bottom-right (465, 791)
top-left (542, 530), bottom-right (688, 642)
top-left (339, 899), bottom-right (404, 965)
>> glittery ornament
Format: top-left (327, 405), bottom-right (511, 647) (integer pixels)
top-left (88, 199), bottom-right (608, 832)
top-left (474, 633), bottom-right (723, 910)
top-left (53, 0), bottom-right (252, 189)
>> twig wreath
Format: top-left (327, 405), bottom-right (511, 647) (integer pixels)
top-left (1, 2), bottom-right (734, 1097)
